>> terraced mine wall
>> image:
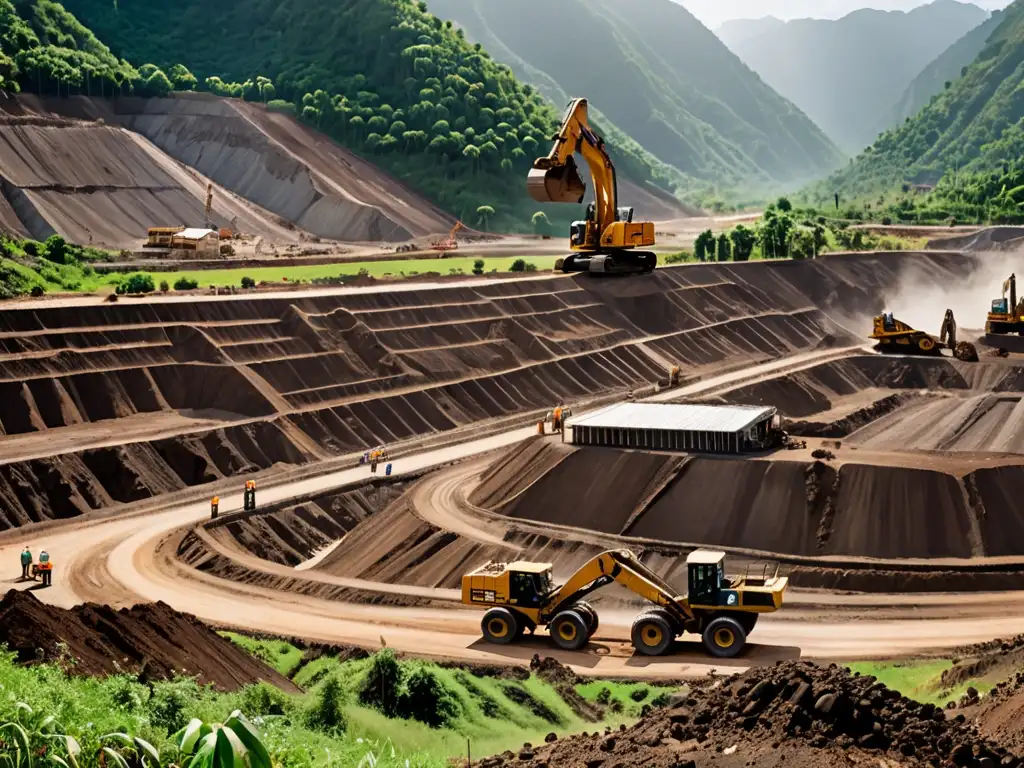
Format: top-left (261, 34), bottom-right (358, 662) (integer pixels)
top-left (0, 253), bottom-right (983, 531)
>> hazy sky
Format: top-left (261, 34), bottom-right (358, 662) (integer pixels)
top-left (680, 0), bottom-right (1013, 29)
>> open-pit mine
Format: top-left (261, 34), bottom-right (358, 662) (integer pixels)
top-left (5, 249), bottom-right (1024, 676)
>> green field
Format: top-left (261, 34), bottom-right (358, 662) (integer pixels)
top-left (845, 660), bottom-right (992, 706)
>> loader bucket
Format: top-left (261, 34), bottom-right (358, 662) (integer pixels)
top-left (528, 156), bottom-right (586, 204)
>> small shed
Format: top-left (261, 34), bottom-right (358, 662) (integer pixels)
top-left (567, 402), bottom-right (778, 455)
top-left (147, 226), bottom-right (184, 247)
top-left (170, 228), bottom-right (220, 256)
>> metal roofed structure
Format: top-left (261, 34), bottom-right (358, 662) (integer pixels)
top-left (567, 402), bottom-right (778, 454)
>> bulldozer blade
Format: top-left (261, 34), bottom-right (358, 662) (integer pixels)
top-left (528, 156), bottom-right (586, 204)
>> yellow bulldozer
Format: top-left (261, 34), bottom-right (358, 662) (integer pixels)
top-left (870, 309), bottom-right (978, 362)
top-left (527, 98), bottom-right (656, 276)
top-left (463, 548), bottom-right (786, 659)
top-left (986, 273), bottom-right (1024, 335)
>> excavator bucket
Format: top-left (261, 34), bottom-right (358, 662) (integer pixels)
top-left (528, 155), bottom-right (586, 204)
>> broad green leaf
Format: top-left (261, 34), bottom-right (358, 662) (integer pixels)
top-left (133, 737), bottom-right (160, 768)
top-left (178, 721), bottom-right (211, 756)
top-left (213, 728), bottom-right (245, 768)
top-left (99, 735), bottom-right (132, 747)
top-left (188, 736), bottom-right (217, 768)
top-left (48, 756), bottom-right (69, 768)
top-left (223, 714), bottom-right (269, 768)
top-left (2, 722), bottom-right (32, 768)
top-left (100, 748), bottom-right (129, 768)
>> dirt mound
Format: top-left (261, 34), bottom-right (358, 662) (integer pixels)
top-left (482, 660), bottom-right (1017, 768)
top-left (0, 589), bottom-right (296, 691)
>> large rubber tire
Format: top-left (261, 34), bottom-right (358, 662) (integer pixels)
top-left (549, 610), bottom-right (589, 651)
top-left (702, 616), bottom-right (747, 659)
top-left (481, 608), bottom-right (519, 646)
top-left (574, 601), bottom-right (599, 637)
top-left (631, 611), bottom-right (674, 656)
top-left (735, 613), bottom-right (758, 635)
top-left (917, 336), bottom-right (937, 354)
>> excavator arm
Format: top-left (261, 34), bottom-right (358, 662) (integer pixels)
top-left (527, 98), bottom-right (655, 275)
top-left (544, 549), bottom-right (691, 624)
top-left (527, 98), bottom-right (617, 237)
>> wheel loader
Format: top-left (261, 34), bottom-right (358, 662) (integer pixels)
top-left (527, 98), bottom-right (656, 276)
top-left (986, 274), bottom-right (1024, 335)
top-left (463, 549), bottom-right (787, 659)
top-left (870, 309), bottom-right (978, 362)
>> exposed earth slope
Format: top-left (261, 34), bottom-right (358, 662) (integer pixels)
top-left (0, 93), bottom-right (452, 247)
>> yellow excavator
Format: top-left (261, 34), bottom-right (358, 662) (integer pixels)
top-left (527, 98), bottom-right (656, 276)
top-left (463, 549), bottom-right (786, 659)
top-left (870, 309), bottom-right (978, 362)
top-left (986, 274), bottom-right (1024, 335)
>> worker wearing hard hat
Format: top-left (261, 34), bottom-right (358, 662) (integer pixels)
top-left (20, 547), bottom-right (32, 581)
top-left (37, 551), bottom-right (52, 587)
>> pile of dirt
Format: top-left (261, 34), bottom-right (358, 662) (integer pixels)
top-left (480, 660), bottom-right (1018, 768)
top-left (0, 589), bottom-right (297, 692)
top-left (927, 227), bottom-right (1024, 252)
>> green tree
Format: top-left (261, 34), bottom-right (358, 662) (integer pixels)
top-left (168, 64), bottom-right (197, 91)
top-left (358, 649), bottom-right (403, 717)
top-left (472, 258), bottom-right (485, 275)
top-left (694, 229), bottom-right (715, 262)
top-left (531, 211), bottom-right (552, 236)
top-left (788, 227), bottom-right (816, 260)
top-left (304, 675), bottom-right (347, 735)
top-left (776, 196), bottom-right (793, 212)
top-left (118, 273), bottom-right (155, 294)
top-left (716, 233), bottom-right (731, 262)
top-left (144, 68), bottom-right (172, 97)
top-left (476, 205), bottom-right (495, 229)
top-left (509, 258), bottom-right (527, 272)
top-left (756, 209), bottom-right (793, 259)
top-left (729, 225), bottom-right (756, 262)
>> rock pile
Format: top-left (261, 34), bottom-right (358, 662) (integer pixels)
top-left (477, 660), bottom-right (1019, 768)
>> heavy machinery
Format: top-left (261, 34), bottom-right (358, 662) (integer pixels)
top-left (986, 274), bottom-right (1024, 335)
top-left (432, 221), bottom-right (464, 252)
top-left (463, 548), bottom-right (786, 659)
top-left (527, 98), bottom-right (656, 276)
top-left (870, 309), bottom-right (978, 361)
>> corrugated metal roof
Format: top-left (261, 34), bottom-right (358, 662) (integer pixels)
top-left (568, 402), bottom-right (775, 434)
top-left (175, 228), bottom-right (217, 240)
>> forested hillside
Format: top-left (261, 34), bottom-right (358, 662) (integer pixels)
top-left (881, 8), bottom-right (1004, 131)
top-left (427, 0), bottom-right (843, 191)
top-left (810, 0), bottom-right (1024, 222)
top-left (721, 1), bottom-right (989, 153)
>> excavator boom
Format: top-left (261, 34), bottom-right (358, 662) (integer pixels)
top-left (527, 98), bottom-right (655, 275)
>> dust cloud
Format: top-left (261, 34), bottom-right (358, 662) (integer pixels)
top-left (882, 251), bottom-right (1024, 333)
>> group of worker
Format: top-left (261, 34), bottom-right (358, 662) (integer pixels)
top-left (19, 547), bottom-right (53, 587)
top-left (361, 446), bottom-right (391, 475)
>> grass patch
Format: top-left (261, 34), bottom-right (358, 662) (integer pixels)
top-left (219, 632), bottom-right (304, 678)
top-left (845, 660), bottom-right (993, 707)
top-left (576, 680), bottom-right (678, 718)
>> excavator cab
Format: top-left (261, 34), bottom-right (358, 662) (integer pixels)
top-left (993, 299), bottom-right (1010, 314)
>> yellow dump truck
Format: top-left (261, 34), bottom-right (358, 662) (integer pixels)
top-left (463, 549), bottom-right (786, 658)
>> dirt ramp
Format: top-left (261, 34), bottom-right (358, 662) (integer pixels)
top-left (470, 436), bottom-right (575, 509)
top-left (0, 589), bottom-right (296, 691)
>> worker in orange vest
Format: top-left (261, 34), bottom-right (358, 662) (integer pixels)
top-left (211, 496), bottom-right (220, 519)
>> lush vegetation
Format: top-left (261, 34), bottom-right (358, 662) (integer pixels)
top-left (0, 637), bottom-right (686, 768)
top-left (49, 0), bottom-right (679, 231)
top-left (719, 2), bottom-right (988, 154)
top-left (812, 0), bottom-right (1024, 218)
top-left (427, 0), bottom-right (843, 198)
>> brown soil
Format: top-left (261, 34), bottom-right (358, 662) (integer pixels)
top-left (480, 660), bottom-right (1017, 768)
top-left (0, 93), bottom-right (450, 246)
top-left (0, 251), bottom-right (898, 532)
top-left (0, 588), bottom-right (297, 691)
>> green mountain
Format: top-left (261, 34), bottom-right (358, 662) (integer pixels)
top-left (721, 1), bottom-right (990, 153)
top-left (814, 0), bottom-right (1024, 202)
top-left (882, 8), bottom-right (1005, 131)
top-left (426, 0), bottom-right (843, 190)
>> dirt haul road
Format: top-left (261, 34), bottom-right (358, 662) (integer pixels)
top-left (7, 348), bottom-right (1024, 678)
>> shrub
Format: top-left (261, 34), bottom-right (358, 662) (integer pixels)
top-left (524, 262), bottom-right (537, 272)
top-left (241, 681), bottom-right (293, 718)
top-left (21, 240), bottom-right (40, 256)
top-left (472, 259), bottom-right (485, 275)
top-left (30, 285), bottom-right (44, 297)
top-left (359, 649), bottom-right (403, 717)
top-left (43, 234), bottom-right (69, 264)
top-left (240, 276), bottom-right (256, 289)
top-left (120, 273), bottom-right (156, 294)
top-left (173, 277), bottom-right (200, 290)
top-left (881, 216), bottom-right (893, 226)
top-left (398, 668), bottom-right (460, 728)
top-left (304, 675), bottom-right (347, 734)
top-left (509, 259), bottom-right (527, 272)
top-left (148, 678), bottom-right (202, 732)
top-left (160, 280), bottom-right (170, 292)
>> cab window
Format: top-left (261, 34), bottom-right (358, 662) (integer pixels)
top-left (510, 572), bottom-right (540, 603)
